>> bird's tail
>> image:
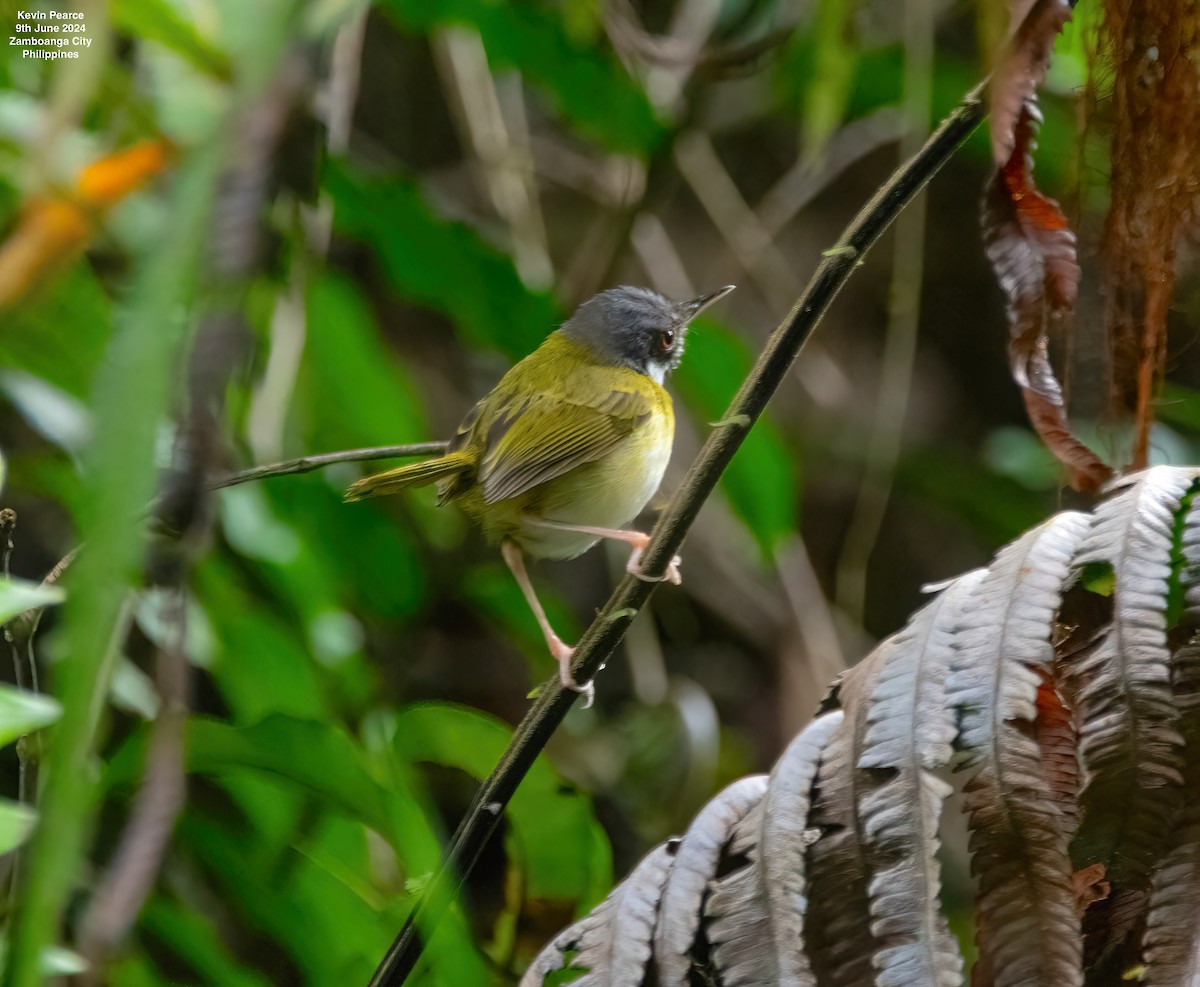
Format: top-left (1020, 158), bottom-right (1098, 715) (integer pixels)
top-left (344, 452), bottom-right (472, 502)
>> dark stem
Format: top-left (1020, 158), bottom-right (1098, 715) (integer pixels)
top-left (2, 508), bottom-right (19, 690)
top-left (2, 535), bottom-right (73, 904)
top-left (211, 442), bottom-right (448, 489)
top-left (0, 508), bottom-right (31, 900)
top-left (369, 79), bottom-right (987, 986)
top-left (77, 595), bottom-right (189, 973)
top-left (1, 508), bottom-right (13, 580)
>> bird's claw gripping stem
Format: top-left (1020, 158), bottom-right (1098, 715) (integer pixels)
top-left (549, 636), bottom-right (594, 709)
top-left (625, 535), bottom-right (682, 586)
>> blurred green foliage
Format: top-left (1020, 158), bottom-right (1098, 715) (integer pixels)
top-left (0, 0), bottom-right (1191, 984)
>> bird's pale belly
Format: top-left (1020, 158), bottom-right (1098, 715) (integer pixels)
top-left (513, 419), bottom-right (673, 560)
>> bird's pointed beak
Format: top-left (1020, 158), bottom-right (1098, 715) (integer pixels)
top-left (677, 284), bottom-right (736, 323)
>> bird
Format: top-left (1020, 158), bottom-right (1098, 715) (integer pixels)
top-left (345, 283), bottom-right (735, 701)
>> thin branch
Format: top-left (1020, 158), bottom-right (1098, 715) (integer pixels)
top-left (671, 128), bottom-right (853, 411)
top-left (4, 446), bottom-right (445, 652)
top-left (78, 596), bottom-right (188, 970)
top-left (211, 442), bottom-right (448, 489)
top-left (0, 511), bottom-right (58, 904)
top-left (1, 509), bottom-right (19, 692)
top-left (0, 508), bottom-right (12, 581)
top-left (368, 78), bottom-right (987, 986)
top-left (0, 507), bottom-right (32, 901)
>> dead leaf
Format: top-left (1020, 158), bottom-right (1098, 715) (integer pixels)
top-left (983, 102), bottom-right (1113, 492)
top-left (990, 0), bottom-right (1074, 165)
top-left (1071, 862), bottom-right (1110, 916)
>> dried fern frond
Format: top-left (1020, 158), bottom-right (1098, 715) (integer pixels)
top-left (705, 712), bottom-right (843, 987)
top-left (520, 843), bottom-right (673, 987)
top-left (523, 467), bottom-right (1200, 987)
top-left (1142, 492), bottom-right (1200, 986)
top-left (803, 642), bottom-right (888, 986)
top-left (1142, 799), bottom-right (1200, 986)
top-left (856, 573), bottom-right (982, 987)
top-left (1069, 467), bottom-right (1198, 887)
top-left (654, 775), bottom-right (769, 986)
top-left (752, 712), bottom-right (843, 985)
top-left (947, 511), bottom-right (1090, 987)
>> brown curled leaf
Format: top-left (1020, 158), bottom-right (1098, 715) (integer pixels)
top-left (1022, 390), bottom-right (1112, 493)
top-left (1070, 863), bottom-right (1109, 917)
top-left (984, 102), bottom-right (1112, 493)
top-left (990, 0), bottom-right (1074, 165)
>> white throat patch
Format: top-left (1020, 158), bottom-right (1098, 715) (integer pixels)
top-left (646, 359), bottom-right (668, 385)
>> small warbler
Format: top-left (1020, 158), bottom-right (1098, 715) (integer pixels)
top-left (346, 284), bottom-right (735, 699)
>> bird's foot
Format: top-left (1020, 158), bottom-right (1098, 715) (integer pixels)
top-left (550, 636), bottom-right (595, 709)
top-left (625, 535), bottom-right (682, 586)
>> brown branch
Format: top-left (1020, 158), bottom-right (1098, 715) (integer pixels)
top-left (211, 442), bottom-right (448, 489)
top-left (76, 598), bottom-right (188, 961)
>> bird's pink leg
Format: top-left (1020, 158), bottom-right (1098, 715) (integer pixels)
top-left (500, 540), bottom-right (594, 707)
top-left (522, 518), bottom-right (682, 585)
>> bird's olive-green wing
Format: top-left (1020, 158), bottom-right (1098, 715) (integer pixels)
top-left (477, 383), bottom-right (653, 504)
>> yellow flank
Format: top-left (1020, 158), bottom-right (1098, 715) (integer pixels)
top-left (346, 332), bottom-right (675, 560)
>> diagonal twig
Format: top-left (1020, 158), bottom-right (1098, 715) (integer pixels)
top-left (211, 442), bottom-right (448, 489)
top-left (368, 78), bottom-right (988, 986)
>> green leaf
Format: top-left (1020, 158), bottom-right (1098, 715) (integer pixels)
top-left (0, 940), bottom-right (87, 977)
top-left (0, 373), bottom-right (91, 455)
top-left (0, 800), bottom-right (37, 854)
top-left (982, 426), bottom-right (1060, 491)
top-left (800, 0), bottom-right (861, 160)
top-left (0, 263), bottom-right (111, 400)
top-left (379, 0), bottom-right (660, 154)
top-left (325, 163), bottom-right (560, 360)
top-left (1079, 561), bottom-right (1115, 598)
top-left (0, 448), bottom-right (5, 495)
top-left (193, 560), bottom-right (329, 723)
top-left (893, 443), bottom-right (1045, 543)
top-left (301, 273), bottom-right (430, 448)
top-left (1159, 383), bottom-right (1200, 435)
top-left (1046, 0), bottom-right (1103, 95)
top-left (110, 658), bottom-right (161, 721)
top-left (171, 717), bottom-right (490, 984)
top-left (183, 715), bottom-right (442, 866)
top-left (112, 0), bottom-right (231, 77)
top-left (0, 684), bottom-right (62, 747)
top-left (139, 897), bottom-right (273, 987)
top-left (393, 703), bottom-right (611, 903)
top-left (180, 814), bottom-right (377, 985)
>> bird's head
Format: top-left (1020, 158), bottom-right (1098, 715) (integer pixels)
top-left (560, 284), bottom-right (736, 383)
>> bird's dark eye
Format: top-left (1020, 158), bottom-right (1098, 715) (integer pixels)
top-left (658, 329), bottom-right (675, 352)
